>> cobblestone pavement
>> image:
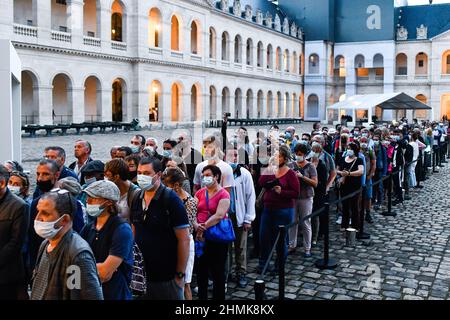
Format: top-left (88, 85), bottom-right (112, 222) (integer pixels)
top-left (225, 163), bottom-right (450, 300)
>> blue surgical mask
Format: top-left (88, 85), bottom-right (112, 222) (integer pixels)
top-left (347, 150), bottom-right (355, 158)
top-left (229, 162), bottom-right (238, 170)
top-left (85, 177), bottom-right (97, 186)
top-left (285, 132), bottom-right (292, 140)
top-left (137, 174), bottom-right (155, 191)
top-left (86, 204), bottom-right (106, 218)
top-left (130, 145), bottom-right (140, 154)
top-left (162, 150), bottom-right (172, 159)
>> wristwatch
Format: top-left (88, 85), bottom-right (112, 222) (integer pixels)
top-left (175, 272), bottom-right (185, 279)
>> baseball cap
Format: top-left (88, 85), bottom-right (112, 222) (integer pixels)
top-left (81, 160), bottom-right (105, 174)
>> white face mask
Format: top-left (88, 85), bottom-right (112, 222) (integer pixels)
top-left (137, 174), bottom-right (156, 191)
top-left (86, 204), bottom-right (105, 218)
top-left (202, 176), bottom-right (214, 187)
top-left (8, 185), bottom-right (21, 196)
top-left (34, 215), bottom-right (65, 240)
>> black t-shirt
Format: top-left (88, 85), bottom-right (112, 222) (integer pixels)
top-left (130, 186), bottom-right (189, 282)
top-left (339, 157), bottom-right (363, 191)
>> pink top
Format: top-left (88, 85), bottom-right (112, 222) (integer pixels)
top-left (195, 187), bottom-right (230, 224)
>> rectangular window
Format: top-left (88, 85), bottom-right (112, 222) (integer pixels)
top-left (419, 60), bottom-right (424, 67)
top-left (87, 31), bottom-right (95, 37)
top-left (56, 0), bottom-right (67, 5)
top-left (27, 20), bottom-right (33, 26)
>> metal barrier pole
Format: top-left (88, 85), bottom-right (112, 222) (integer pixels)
top-left (315, 203), bottom-right (338, 270)
top-left (254, 280), bottom-right (265, 300)
top-left (381, 173), bottom-right (395, 216)
top-left (277, 225), bottom-right (286, 301)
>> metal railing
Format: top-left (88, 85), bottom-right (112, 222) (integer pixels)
top-left (254, 138), bottom-right (450, 300)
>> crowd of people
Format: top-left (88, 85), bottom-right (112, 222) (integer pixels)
top-left (0, 115), bottom-right (448, 300)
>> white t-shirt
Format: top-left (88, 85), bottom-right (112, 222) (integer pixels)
top-left (193, 160), bottom-right (235, 189)
top-left (409, 141), bottom-right (419, 161)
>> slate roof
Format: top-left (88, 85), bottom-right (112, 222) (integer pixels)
top-left (395, 3), bottom-right (450, 40)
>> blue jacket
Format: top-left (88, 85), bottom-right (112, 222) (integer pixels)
top-left (375, 145), bottom-right (388, 176)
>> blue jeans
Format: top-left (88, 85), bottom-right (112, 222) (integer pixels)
top-left (258, 207), bottom-right (294, 270)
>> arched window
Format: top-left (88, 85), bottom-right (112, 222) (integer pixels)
top-left (267, 45), bottom-right (273, 69)
top-left (373, 54), bottom-right (384, 68)
top-left (191, 84), bottom-right (201, 121)
top-left (396, 53), bottom-right (408, 75)
top-left (309, 54), bottom-right (319, 74)
top-left (267, 91), bottom-right (273, 117)
top-left (257, 90), bottom-right (264, 118)
top-left (84, 0), bottom-right (99, 37)
top-left (246, 39), bottom-right (253, 66)
top-left (52, 74), bottom-right (73, 124)
top-left (284, 49), bottom-right (290, 72)
top-left (112, 78), bottom-right (125, 122)
top-left (111, 1), bottom-right (124, 42)
top-left (148, 8), bottom-right (162, 47)
top-left (171, 15), bottom-right (181, 51)
top-left (222, 87), bottom-right (230, 113)
top-left (246, 89), bottom-right (253, 119)
top-left (149, 80), bottom-right (162, 122)
top-left (84, 76), bottom-right (102, 122)
top-left (14, 0), bottom-right (36, 26)
top-left (234, 88), bottom-right (242, 118)
top-left (21, 70), bottom-right (39, 124)
top-left (415, 52), bottom-right (428, 75)
top-left (171, 83), bottom-right (182, 121)
top-left (190, 21), bottom-right (201, 55)
top-left (256, 42), bottom-right (263, 67)
top-left (334, 55), bottom-right (346, 77)
top-left (276, 47), bottom-right (282, 71)
top-left (234, 35), bottom-right (242, 63)
top-left (222, 32), bottom-right (230, 61)
top-left (354, 54), bottom-right (365, 68)
top-left (307, 94), bottom-right (319, 119)
top-left (292, 51), bottom-right (297, 74)
top-left (209, 27), bottom-right (217, 59)
top-left (442, 50), bottom-right (450, 74)
top-left (51, 0), bottom-right (68, 32)
top-left (299, 53), bottom-right (304, 75)
top-left (210, 86), bottom-right (217, 120)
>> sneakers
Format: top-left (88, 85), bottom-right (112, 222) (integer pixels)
top-left (237, 274), bottom-right (248, 288)
top-left (336, 216), bottom-right (342, 225)
top-left (312, 240), bottom-right (317, 246)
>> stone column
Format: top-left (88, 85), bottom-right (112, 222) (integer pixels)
top-left (68, 0), bottom-right (84, 47)
top-left (345, 63), bottom-right (357, 97)
top-left (38, 86), bottom-right (53, 125)
top-left (101, 88), bottom-right (112, 122)
top-left (161, 90), bottom-right (172, 125)
top-left (70, 87), bottom-right (85, 123)
top-left (99, 4), bottom-right (111, 48)
top-left (36, 0), bottom-right (52, 42)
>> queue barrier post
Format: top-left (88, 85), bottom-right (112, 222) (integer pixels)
top-left (315, 203), bottom-right (338, 270)
top-left (277, 225), bottom-right (286, 301)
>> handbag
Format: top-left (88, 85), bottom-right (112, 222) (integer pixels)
top-left (337, 158), bottom-right (357, 188)
top-left (204, 190), bottom-right (236, 243)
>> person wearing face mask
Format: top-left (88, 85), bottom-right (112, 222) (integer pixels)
top-left (336, 142), bottom-right (364, 232)
top-left (31, 189), bottom-right (103, 300)
top-left (0, 165), bottom-right (30, 300)
top-left (104, 159), bottom-right (141, 222)
top-left (125, 154), bottom-right (141, 185)
top-left (80, 180), bottom-right (134, 300)
top-left (78, 160), bottom-right (105, 207)
top-left (289, 143), bottom-right (318, 257)
top-left (161, 139), bottom-right (178, 171)
top-left (8, 171), bottom-right (31, 203)
top-left (224, 147), bottom-right (256, 288)
top-left (194, 165), bottom-right (231, 300)
top-left (285, 126), bottom-right (299, 153)
top-left (130, 135), bottom-right (146, 155)
top-left (390, 130), bottom-right (408, 206)
top-left (193, 136), bottom-right (234, 195)
top-left (130, 157), bottom-right (190, 300)
top-left (175, 131), bottom-right (203, 193)
top-left (309, 144), bottom-right (328, 246)
top-left (358, 138), bottom-right (376, 235)
top-left (372, 134), bottom-right (388, 212)
top-left (250, 142), bottom-right (271, 259)
top-left (162, 168), bottom-right (198, 300)
top-left (28, 159), bottom-right (61, 272)
top-left (258, 146), bottom-right (300, 273)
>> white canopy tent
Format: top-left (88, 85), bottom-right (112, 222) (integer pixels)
top-left (327, 92), bottom-right (432, 125)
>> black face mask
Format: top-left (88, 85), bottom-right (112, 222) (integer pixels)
top-left (128, 170), bottom-right (138, 181)
top-left (37, 180), bottom-right (54, 193)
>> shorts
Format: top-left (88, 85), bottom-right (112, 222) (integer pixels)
top-left (364, 179), bottom-right (373, 199)
top-left (185, 234), bottom-right (195, 284)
